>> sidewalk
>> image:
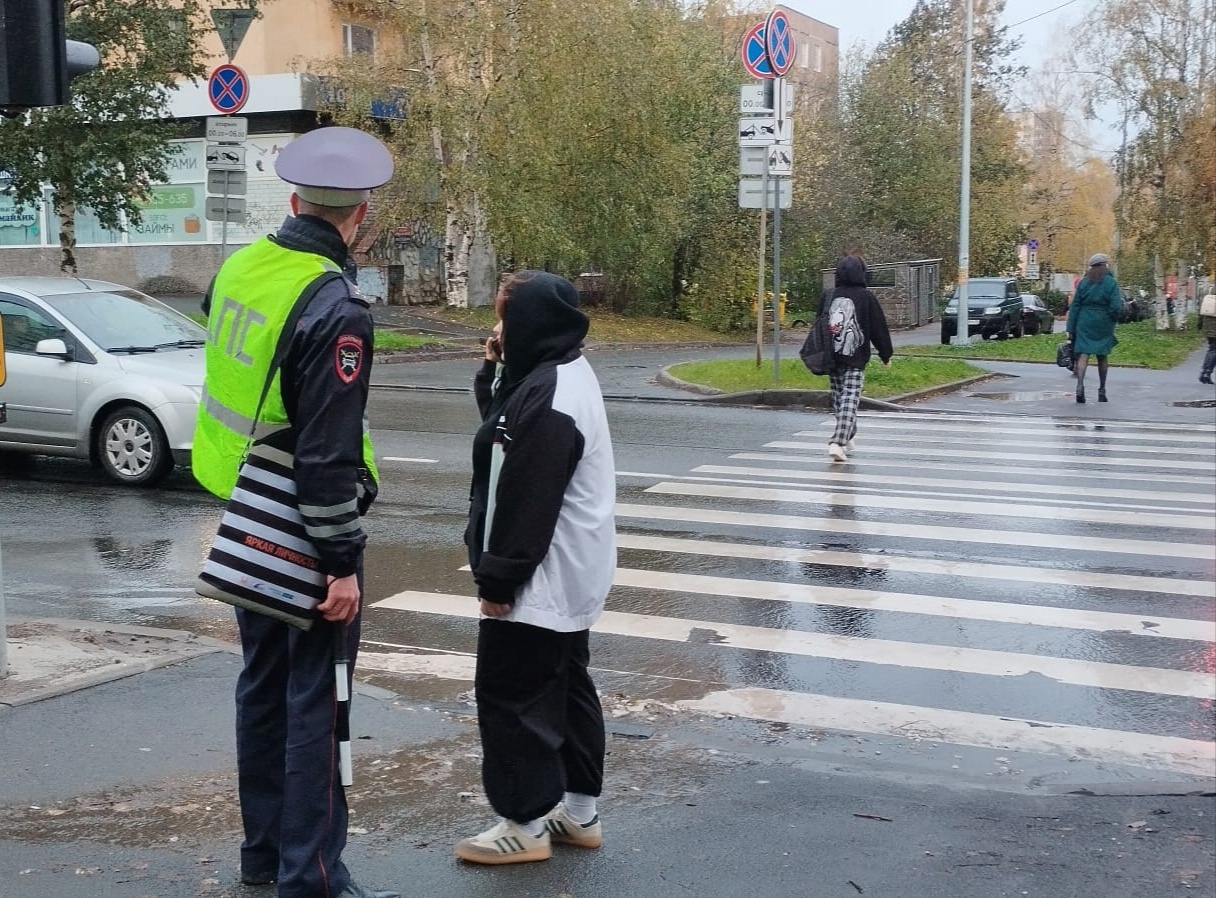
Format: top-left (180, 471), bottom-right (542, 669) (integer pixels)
top-left (2, 619), bottom-right (1213, 898)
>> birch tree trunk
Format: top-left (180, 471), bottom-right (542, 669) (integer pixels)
top-left (57, 201), bottom-right (78, 275)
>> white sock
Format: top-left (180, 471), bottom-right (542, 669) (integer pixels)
top-left (563, 792), bottom-right (597, 824)
top-left (516, 817), bottom-right (546, 837)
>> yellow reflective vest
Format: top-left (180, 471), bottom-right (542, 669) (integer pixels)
top-left (193, 237), bottom-right (376, 499)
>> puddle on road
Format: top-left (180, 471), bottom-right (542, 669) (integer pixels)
top-left (1173, 399), bottom-right (1216, 408)
top-left (967, 390), bottom-right (1075, 401)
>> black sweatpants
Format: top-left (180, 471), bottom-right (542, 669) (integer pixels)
top-left (475, 618), bottom-right (605, 823)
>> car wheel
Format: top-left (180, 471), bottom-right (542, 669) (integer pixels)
top-left (1045, 318), bottom-right (1054, 334)
top-left (1025, 318), bottom-right (1039, 336)
top-left (95, 406), bottom-right (174, 486)
top-left (940, 330), bottom-right (951, 345)
top-left (1011, 318), bottom-right (1024, 338)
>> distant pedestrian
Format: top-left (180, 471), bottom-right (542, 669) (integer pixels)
top-left (1066, 253), bottom-right (1123, 403)
top-left (457, 270), bottom-right (616, 865)
top-left (1199, 290), bottom-right (1216, 385)
top-left (818, 255), bottom-right (893, 462)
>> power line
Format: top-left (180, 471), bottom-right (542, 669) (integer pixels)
top-left (1004, 0), bottom-right (1085, 32)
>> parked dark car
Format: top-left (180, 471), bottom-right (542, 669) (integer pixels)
top-left (940, 277), bottom-right (1023, 343)
top-left (1019, 293), bottom-right (1055, 335)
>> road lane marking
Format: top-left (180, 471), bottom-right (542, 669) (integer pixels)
top-left (844, 411), bottom-right (1216, 434)
top-left (644, 481), bottom-right (1216, 532)
top-left (373, 590), bottom-right (1215, 699)
top-left (679, 687), bottom-right (1216, 779)
top-left (615, 502), bottom-right (1215, 559)
top-left (382, 457), bottom-right (439, 463)
top-left (621, 470), bottom-right (1205, 516)
top-left (614, 533), bottom-right (1216, 599)
top-left (730, 452), bottom-right (1216, 487)
top-left (688, 465), bottom-right (1216, 507)
top-left (611, 566), bottom-right (1215, 642)
top-left (808, 422), bottom-right (1216, 445)
top-left (765, 441), bottom-right (1202, 471)
top-left (795, 431), bottom-right (1215, 456)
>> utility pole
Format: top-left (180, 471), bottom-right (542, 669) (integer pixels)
top-left (952, 0), bottom-right (974, 346)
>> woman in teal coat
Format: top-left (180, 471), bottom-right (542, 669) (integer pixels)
top-left (1066, 253), bottom-right (1123, 403)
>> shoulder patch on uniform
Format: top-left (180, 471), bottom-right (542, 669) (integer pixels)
top-left (335, 334), bottom-right (365, 384)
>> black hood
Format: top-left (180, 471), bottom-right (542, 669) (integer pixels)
top-left (502, 271), bottom-right (589, 379)
top-left (834, 255), bottom-right (868, 288)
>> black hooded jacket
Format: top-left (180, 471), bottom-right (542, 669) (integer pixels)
top-left (816, 255), bottom-right (894, 369)
top-left (466, 272), bottom-right (609, 609)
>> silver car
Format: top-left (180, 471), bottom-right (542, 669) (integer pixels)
top-left (0, 277), bottom-right (204, 486)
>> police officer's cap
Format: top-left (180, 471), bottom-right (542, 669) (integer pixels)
top-left (275, 127), bottom-right (394, 207)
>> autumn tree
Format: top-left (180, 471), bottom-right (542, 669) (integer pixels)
top-left (325, 0), bottom-right (751, 317)
top-left (1074, 0), bottom-right (1216, 286)
top-left (0, 1), bottom-right (260, 273)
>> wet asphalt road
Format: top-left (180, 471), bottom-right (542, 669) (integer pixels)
top-left (2, 388), bottom-right (1214, 790)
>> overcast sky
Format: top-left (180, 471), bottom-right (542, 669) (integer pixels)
top-left (776, 0), bottom-right (1120, 152)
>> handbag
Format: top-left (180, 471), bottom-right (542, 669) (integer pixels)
top-left (195, 273), bottom-right (343, 630)
top-left (1056, 338), bottom-right (1074, 370)
top-left (799, 312), bottom-right (833, 376)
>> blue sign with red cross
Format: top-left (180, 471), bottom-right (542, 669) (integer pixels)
top-left (208, 64), bottom-right (249, 114)
top-left (740, 22), bottom-right (773, 79)
top-left (764, 10), bottom-right (795, 77)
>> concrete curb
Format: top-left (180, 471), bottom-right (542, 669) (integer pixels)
top-left (655, 367), bottom-right (1006, 409)
top-left (0, 618), bottom-right (234, 709)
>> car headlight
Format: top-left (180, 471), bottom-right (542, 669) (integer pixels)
top-left (984, 306), bottom-right (1001, 315)
top-left (944, 304), bottom-right (957, 313)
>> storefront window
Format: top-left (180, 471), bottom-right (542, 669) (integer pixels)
top-left (0, 187), bottom-right (46, 246)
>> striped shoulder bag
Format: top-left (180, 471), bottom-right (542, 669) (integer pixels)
top-left (195, 273), bottom-right (343, 630)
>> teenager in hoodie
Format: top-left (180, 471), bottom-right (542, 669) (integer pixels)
top-left (816, 255), bottom-right (894, 461)
top-left (455, 270), bottom-right (617, 866)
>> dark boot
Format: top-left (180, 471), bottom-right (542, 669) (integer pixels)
top-left (1098, 387), bottom-right (1108, 402)
top-left (1076, 384), bottom-right (1086, 403)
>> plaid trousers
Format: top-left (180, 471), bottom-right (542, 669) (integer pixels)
top-left (828, 367), bottom-right (865, 446)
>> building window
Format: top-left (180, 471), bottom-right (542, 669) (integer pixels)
top-left (811, 44), bottom-right (822, 72)
top-left (343, 23), bottom-right (375, 56)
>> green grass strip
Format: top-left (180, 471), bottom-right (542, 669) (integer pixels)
top-left (896, 318), bottom-right (1203, 370)
top-left (667, 357), bottom-right (985, 399)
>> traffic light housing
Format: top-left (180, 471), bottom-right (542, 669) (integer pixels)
top-left (0, 0), bottom-right (99, 109)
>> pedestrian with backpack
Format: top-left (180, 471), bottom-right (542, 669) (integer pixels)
top-left (818, 255), bottom-right (893, 462)
top-left (1198, 289), bottom-right (1216, 384)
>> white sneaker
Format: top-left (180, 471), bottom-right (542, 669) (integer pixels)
top-left (543, 803), bottom-right (603, 848)
top-left (845, 439), bottom-right (856, 452)
top-left (454, 818), bottom-right (551, 865)
top-left (828, 443), bottom-right (847, 462)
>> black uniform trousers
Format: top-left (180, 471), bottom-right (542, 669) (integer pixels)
top-left (235, 597), bottom-right (361, 898)
top-left (475, 618), bottom-right (605, 823)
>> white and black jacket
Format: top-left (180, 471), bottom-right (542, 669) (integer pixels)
top-left (465, 274), bottom-right (616, 633)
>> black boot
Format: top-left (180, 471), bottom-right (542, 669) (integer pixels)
top-left (1098, 387), bottom-right (1108, 402)
top-left (1076, 384), bottom-right (1086, 403)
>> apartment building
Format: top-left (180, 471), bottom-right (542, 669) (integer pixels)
top-left (1, 1), bottom-right (408, 296)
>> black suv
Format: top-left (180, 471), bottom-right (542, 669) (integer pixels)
top-left (940, 277), bottom-right (1024, 344)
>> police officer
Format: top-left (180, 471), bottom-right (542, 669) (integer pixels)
top-left (194, 127), bottom-right (398, 898)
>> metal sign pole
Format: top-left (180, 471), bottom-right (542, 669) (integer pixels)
top-left (0, 531), bottom-right (7, 677)
top-left (953, 0), bottom-right (974, 346)
top-left (756, 166), bottom-right (768, 367)
top-left (772, 172), bottom-right (782, 383)
top-left (220, 178), bottom-right (230, 262)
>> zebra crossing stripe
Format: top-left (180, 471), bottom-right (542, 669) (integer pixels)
top-left (765, 441), bottom-right (1202, 471)
top-left (842, 411), bottom-right (1216, 433)
top-left (730, 452), bottom-right (1216, 488)
top-left (615, 502), bottom-right (1213, 559)
top-left (371, 591), bottom-right (1215, 699)
top-left (679, 687), bottom-right (1216, 779)
top-left (796, 429), bottom-right (1216, 455)
top-left (644, 482), bottom-right (1216, 531)
top-left (689, 465), bottom-right (1216, 507)
top-left (609, 566), bottom-right (1216, 643)
top-left (614, 533), bottom-right (1214, 598)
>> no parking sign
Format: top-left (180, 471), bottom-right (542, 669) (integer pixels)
top-left (208, 64), bottom-right (250, 114)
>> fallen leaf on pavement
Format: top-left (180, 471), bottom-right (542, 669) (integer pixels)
top-left (853, 813), bottom-right (893, 823)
